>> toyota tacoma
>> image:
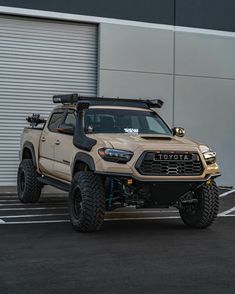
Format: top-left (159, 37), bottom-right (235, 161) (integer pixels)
top-left (17, 94), bottom-right (221, 232)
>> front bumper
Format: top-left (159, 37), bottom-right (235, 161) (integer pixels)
top-left (95, 172), bottom-right (221, 206)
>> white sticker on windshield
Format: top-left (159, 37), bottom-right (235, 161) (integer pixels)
top-left (124, 128), bottom-right (139, 133)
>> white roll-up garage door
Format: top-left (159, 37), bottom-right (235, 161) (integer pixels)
top-left (0, 15), bottom-right (97, 186)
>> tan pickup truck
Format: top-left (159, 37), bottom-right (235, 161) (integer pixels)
top-left (18, 94), bottom-right (221, 232)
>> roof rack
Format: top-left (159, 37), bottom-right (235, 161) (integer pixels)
top-left (52, 93), bottom-right (163, 109)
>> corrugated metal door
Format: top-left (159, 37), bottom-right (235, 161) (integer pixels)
top-left (0, 15), bottom-right (97, 186)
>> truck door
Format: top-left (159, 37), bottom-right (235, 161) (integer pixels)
top-left (53, 109), bottom-right (76, 182)
top-left (39, 109), bottom-right (65, 176)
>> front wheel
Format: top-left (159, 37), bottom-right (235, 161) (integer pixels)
top-left (69, 172), bottom-right (105, 233)
top-left (179, 180), bottom-right (219, 229)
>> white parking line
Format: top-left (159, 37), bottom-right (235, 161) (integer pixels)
top-left (218, 206), bottom-right (235, 216)
top-left (0, 213), bottom-right (68, 219)
top-left (0, 199), bottom-right (20, 202)
top-left (0, 199), bottom-right (66, 202)
top-left (105, 216), bottom-right (181, 221)
top-left (106, 210), bottom-right (178, 214)
top-left (105, 214), bottom-right (235, 221)
top-left (0, 194), bottom-right (66, 198)
top-left (106, 214), bottom-right (235, 220)
top-left (2, 217), bottom-right (181, 224)
top-left (0, 208), bottom-right (176, 212)
top-left (0, 203), bottom-right (67, 206)
top-left (0, 214), bottom-right (234, 225)
top-left (219, 189), bottom-right (235, 198)
top-left (0, 207), bottom-right (67, 211)
top-left (4, 220), bottom-right (70, 225)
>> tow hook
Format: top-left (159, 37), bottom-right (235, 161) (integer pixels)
top-left (175, 191), bottom-right (198, 210)
top-left (175, 198), bottom-right (198, 210)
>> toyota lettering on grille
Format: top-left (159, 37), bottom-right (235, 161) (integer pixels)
top-left (154, 153), bottom-right (193, 161)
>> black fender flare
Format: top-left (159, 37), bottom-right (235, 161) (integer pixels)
top-left (22, 142), bottom-right (37, 167)
top-left (73, 152), bottom-right (95, 174)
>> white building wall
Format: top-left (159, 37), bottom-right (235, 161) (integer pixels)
top-left (174, 29), bottom-right (235, 186)
top-left (98, 23), bottom-right (235, 186)
top-left (98, 23), bottom-right (174, 125)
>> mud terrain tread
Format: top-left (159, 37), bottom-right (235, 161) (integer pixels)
top-left (69, 172), bottom-right (105, 232)
top-left (180, 180), bottom-right (219, 229)
top-left (17, 159), bottom-right (42, 203)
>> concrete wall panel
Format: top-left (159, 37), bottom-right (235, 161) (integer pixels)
top-left (99, 23), bottom-right (174, 74)
top-left (99, 70), bottom-right (173, 124)
top-left (175, 31), bottom-right (235, 79)
top-left (98, 23), bottom-right (235, 186)
top-left (98, 23), bottom-right (174, 125)
top-left (174, 76), bottom-right (235, 186)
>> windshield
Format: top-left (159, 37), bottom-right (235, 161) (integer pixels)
top-left (85, 108), bottom-right (171, 135)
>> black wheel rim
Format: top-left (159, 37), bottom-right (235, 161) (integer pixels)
top-left (19, 170), bottom-right (25, 193)
top-left (73, 187), bottom-right (83, 218)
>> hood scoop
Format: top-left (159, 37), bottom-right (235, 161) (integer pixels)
top-left (141, 135), bottom-right (172, 140)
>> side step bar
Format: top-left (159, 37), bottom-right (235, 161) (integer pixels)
top-left (38, 176), bottom-right (70, 192)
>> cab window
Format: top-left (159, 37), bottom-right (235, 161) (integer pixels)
top-left (64, 110), bottom-right (76, 127)
top-left (48, 110), bottom-right (65, 132)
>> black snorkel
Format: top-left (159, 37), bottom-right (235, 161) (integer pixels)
top-left (73, 101), bottom-right (97, 151)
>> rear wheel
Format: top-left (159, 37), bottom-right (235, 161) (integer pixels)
top-left (69, 172), bottom-right (105, 232)
top-left (17, 159), bottom-right (42, 203)
top-left (179, 180), bottom-right (219, 229)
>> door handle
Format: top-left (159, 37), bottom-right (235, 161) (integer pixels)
top-left (41, 137), bottom-right (46, 142)
top-left (55, 140), bottom-right (61, 145)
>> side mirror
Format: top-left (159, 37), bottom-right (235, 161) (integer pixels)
top-left (172, 127), bottom-right (185, 137)
top-left (57, 123), bottom-right (75, 135)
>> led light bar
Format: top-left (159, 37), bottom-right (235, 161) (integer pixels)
top-left (52, 93), bottom-right (164, 109)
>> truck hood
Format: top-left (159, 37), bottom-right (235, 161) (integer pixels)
top-left (93, 133), bottom-right (201, 152)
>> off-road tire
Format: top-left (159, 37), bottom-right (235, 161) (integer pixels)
top-left (69, 171), bottom-right (105, 233)
top-left (179, 180), bottom-right (219, 229)
top-left (17, 159), bottom-right (42, 203)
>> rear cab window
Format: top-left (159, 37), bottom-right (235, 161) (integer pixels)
top-left (48, 110), bottom-right (65, 132)
top-left (64, 110), bottom-right (76, 128)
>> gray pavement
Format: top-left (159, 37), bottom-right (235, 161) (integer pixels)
top-left (0, 190), bottom-right (234, 294)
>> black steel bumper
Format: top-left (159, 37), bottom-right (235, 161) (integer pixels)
top-left (95, 172), bottom-right (221, 206)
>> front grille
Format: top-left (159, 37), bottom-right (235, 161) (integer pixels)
top-left (136, 152), bottom-right (204, 176)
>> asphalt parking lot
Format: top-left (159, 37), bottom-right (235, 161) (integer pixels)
top-left (0, 189), bottom-right (234, 294)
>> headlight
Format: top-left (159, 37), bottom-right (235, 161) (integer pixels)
top-left (98, 148), bottom-right (133, 163)
top-left (199, 145), bottom-right (216, 164)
